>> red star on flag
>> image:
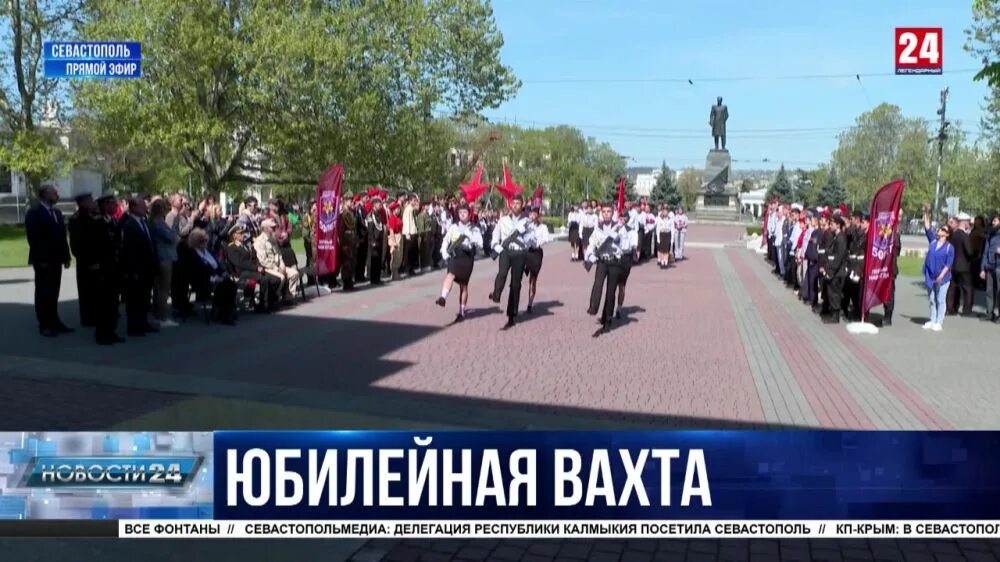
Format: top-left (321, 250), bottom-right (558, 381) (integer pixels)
top-left (494, 163), bottom-right (523, 207)
top-left (459, 163), bottom-right (490, 204)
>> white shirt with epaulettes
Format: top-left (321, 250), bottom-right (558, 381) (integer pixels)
top-left (441, 221), bottom-right (483, 261)
top-left (491, 214), bottom-right (530, 254)
top-left (584, 221), bottom-right (626, 263)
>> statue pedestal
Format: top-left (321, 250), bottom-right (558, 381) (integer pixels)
top-left (695, 149), bottom-right (739, 222)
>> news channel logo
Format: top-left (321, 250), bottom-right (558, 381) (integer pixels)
top-left (0, 432), bottom-right (213, 520)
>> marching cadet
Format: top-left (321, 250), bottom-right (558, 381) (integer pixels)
top-left (366, 196), bottom-right (387, 286)
top-left (68, 193), bottom-right (99, 327)
top-left (845, 211), bottom-right (869, 321)
top-left (654, 206), bottom-right (673, 268)
top-left (94, 195), bottom-right (124, 345)
top-left (523, 206), bottom-right (552, 314)
top-left (567, 205), bottom-right (581, 261)
top-left (821, 216), bottom-right (849, 324)
top-left (489, 194), bottom-right (530, 330)
top-left (584, 202), bottom-right (626, 334)
top-left (578, 201), bottom-right (597, 262)
top-left (614, 209), bottom-right (637, 320)
top-left (338, 193), bottom-right (359, 291)
top-left (436, 204), bottom-right (483, 321)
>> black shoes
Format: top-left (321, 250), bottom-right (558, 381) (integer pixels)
top-left (502, 317), bottom-right (515, 330)
top-left (526, 304), bottom-right (533, 314)
top-left (488, 292), bottom-right (501, 303)
top-left (435, 297), bottom-right (446, 307)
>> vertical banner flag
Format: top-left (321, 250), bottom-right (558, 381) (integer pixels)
top-left (531, 184), bottom-right (544, 210)
top-left (315, 164), bottom-right (344, 277)
top-left (861, 179), bottom-right (905, 320)
top-left (616, 177), bottom-right (626, 215)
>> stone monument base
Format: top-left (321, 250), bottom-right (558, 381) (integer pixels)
top-left (694, 148), bottom-right (739, 222)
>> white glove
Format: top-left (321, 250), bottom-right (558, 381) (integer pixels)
top-left (493, 244), bottom-right (503, 254)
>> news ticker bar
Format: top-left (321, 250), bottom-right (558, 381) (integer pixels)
top-left (116, 520), bottom-right (1000, 539)
top-left (0, 520), bottom-right (996, 539)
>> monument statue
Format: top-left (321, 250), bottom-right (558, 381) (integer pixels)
top-left (709, 96), bottom-right (728, 150)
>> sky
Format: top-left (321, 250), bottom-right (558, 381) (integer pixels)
top-left (483, 0), bottom-right (991, 171)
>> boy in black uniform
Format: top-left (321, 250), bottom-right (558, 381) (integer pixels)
top-left (822, 217), bottom-right (849, 324)
top-left (844, 211), bottom-right (869, 321)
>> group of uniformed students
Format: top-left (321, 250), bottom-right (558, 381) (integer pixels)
top-left (765, 202), bottom-right (898, 325)
top-left (569, 200), bottom-right (689, 335)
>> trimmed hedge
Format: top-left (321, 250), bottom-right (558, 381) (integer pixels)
top-left (746, 225), bottom-right (763, 237)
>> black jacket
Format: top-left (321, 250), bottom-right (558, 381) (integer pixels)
top-left (25, 203), bottom-right (70, 267)
top-left (825, 231), bottom-right (848, 278)
top-left (949, 229), bottom-right (974, 273)
top-left (120, 214), bottom-right (157, 276)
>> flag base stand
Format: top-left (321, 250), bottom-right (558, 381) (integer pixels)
top-left (846, 321), bottom-right (879, 335)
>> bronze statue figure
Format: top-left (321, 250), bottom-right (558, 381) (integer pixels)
top-left (710, 96), bottom-right (728, 150)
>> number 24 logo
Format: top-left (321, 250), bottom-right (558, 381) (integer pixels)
top-left (896, 28), bottom-right (941, 66)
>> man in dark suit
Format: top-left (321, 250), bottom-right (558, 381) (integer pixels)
top-left (120, 197), bottom-right (159, 336)
top-left (25, 185), bottom-right (72, 337)
top-left (68, 193), bottom-right (99, 327)
top-left (95, 195), bottom-right (125, 345)
top-left (947, 213), bottom-right (975, 316)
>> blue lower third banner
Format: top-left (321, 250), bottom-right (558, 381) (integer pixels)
top-left (214, 430), bottom-right (1000, 520)
top-left (4, 431), bottom-right (1000, 538)
top-left (43, 59), bottom-right (141, 78)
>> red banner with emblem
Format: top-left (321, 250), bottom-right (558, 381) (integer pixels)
top-left (861, 179), bottom-right (905, 320)
top-left (315, 164), bottom-right (344, 277)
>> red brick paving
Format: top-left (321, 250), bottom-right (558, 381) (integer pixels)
top-left (726, 250), bottom-right (873, 429)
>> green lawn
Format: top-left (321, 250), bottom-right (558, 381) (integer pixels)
top-left (897, 255), bottom-right (922, 278)
top-left (0, 224), bottom-right (28, 268)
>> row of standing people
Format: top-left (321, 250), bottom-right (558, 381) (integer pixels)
top-left (567, 200), bottom-right (689, 268)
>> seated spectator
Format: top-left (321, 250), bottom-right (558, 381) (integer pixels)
top-left (223, 224), bottom-right (281, 312)
top-left (187, 228), bottom-right (237, 325)
top-left (254, 218), bottom-right (299, 304)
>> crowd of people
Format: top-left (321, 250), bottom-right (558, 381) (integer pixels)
top-left (24, 183), bottom-right (694, 343)
top-left (760, 199), bottom-right (1000, 332)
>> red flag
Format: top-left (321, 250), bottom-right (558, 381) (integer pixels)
top-left (861, 179), bottom-right (905, 321)
top-left (314, 164), bottom-right (344, 277)
top-left (495, 163), bottom-right (523, 207)
top-left (531, 184), bottom-right (544, 209)
top-left (616, 177), bottom-right (626, 215)
top-left (459, 163), bottom-right (489, 204)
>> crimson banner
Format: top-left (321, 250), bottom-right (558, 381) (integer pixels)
top-left (861, 179), bottom-right (905, 320)
top-left (616, 177), bottom-right (626, 215)
top-left (315, 164), bottom-right (344, 277)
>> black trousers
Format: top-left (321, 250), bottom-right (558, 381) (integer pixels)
top-left (804, 261), bottom-right (819, 305)
top-left (588, 260), bottom-right (622, 324)
top-left (643, 231), bottom-right (654, 260)
top-left (844, 278), bottom-right (861, 319)
top-left (303, 238), bottom-right (314, 284)
top-left (579, 228), bottom-right (594, 261)
top-left (369, 247), bottom-right (384, 284)
top-left (76, 265), bottom-right (99, 326)
top-left (33, 264), bottom-right (64, 332)
top-left (884, 275), bottom-right (897, 321)
top-left (404, 235), bottom-right (419, 274)
top-left (637, 228), bottom-right (646, 260)
top-left (826, 274), bottom-right (845, 313)
top-left (493, 250), bottom-right (526, 318)
top-left (125, 273), bottom-right (153, 333)
top-left (355, 239), bottom-right (368, 282)
top-left (947, 270), bottom-right (974, 315)
top-left (95, 272), bottom-right (120, 341)
top-left (985, 268), bottom-right (999, 318)
top-left (419, 233), bottom-right (434, 270)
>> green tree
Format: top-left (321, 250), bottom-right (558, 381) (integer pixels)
top-left (75, 0), bottom-right (519, 195)
top-left (816, 167), bottom-right (846, 208)
top-left (766, 165), bottom-right (793, 203)
top-left (0, 0), bottom-right (81, 195)
top-left (967, 0), bottom-right (1000, 120)
top-left (739, 178), bottom-right (754, 193)
top-left (676, 168), bottom-right (701, 210)
top-left (649, 162), bottom-right (680, 206)
top-left (831, 103), bottom-right (908, 207)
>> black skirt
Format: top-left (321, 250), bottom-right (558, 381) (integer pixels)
top-left (568, 223), bottom-right (580, 245)
top-left (618, 256), bottom-right (632, 282)
top-left (657, 231), bottom-right (672, 253)
top-left (525, 248), bottom-right (544, 276)
top-left (447, 251), bottom-right (475, 284)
